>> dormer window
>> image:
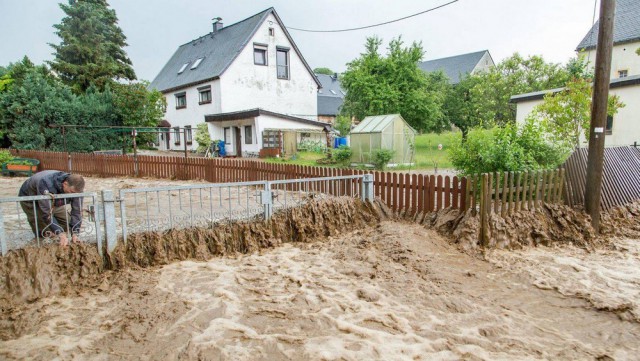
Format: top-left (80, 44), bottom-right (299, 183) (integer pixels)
top-left (178, 63), bottom-right (189, 74)
top-left (254, 43), bottom-right (268, 66)
top-left (191, 58), bottom-right (204, 70)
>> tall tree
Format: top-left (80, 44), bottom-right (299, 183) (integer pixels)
top-left (467, 53), bottom-right (571, 126)
top-left (49, 0), bottom-right (136, 92)
top-left (341, 36), bottom-right (448, 132)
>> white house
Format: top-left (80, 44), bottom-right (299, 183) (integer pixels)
top-left (149, 8), bottom-right (326, 156)
top-left (512, 0), bottom-right (640, 147)
top-left (418, 50), bottom-right (494, 84)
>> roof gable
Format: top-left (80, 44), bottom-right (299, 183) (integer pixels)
top-left (576, 0), bottom-right (640, 50)
top-left (418, 50), bottom-right (489, 84)
top-left (150, 8), bottom-right (320, 93)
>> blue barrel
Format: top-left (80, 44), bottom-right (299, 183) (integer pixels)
top-left (217, 140), bottom-right (226, 157)
top-left (334, 137), bottom-right (348, 148)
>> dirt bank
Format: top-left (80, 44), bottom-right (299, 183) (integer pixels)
top-left (420, 201), bottom-right (640, 251)
top-left (0, 197), bottom-right (387, 308)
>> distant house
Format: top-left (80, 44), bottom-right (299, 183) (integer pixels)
top-left (316, 73), bottom-right (345, 124)
top-left (512, 0), bottom-right (640, 147)
top-left (418, 50), bottom-right (494, 84)
top-left (149, 8), bottom-right (326, 157)
top-left (576, 0), bottom-right (640, 79)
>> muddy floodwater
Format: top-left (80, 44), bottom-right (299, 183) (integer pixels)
top-left (0, 176), bottom-right (639, 360)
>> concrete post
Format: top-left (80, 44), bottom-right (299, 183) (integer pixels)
top-left (362, 174), bottom-right (374, 202)
top-left (261, 182), bottom-right (273, 220)
top-left (0, 207), bottom-right (6, 256)
top-left (101, 190), bottom-right (117, 255)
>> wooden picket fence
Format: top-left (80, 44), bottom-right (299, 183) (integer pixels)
top-left (9, 149), bottom-right (470, 215)
top-left (477, 169), bottom-right (565, 245)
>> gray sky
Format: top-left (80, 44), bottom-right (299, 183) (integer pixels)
top-left (0, 0), bottom-right (597, 82)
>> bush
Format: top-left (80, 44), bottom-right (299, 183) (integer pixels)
top-left (449, 120), bottom-right (568, 176)
top-left (332, 145), bottom-right (352, 164)
top-left (298, 139), bottom-right (326, 153)
top-left (0, 150), bottom-right (14, 164)
top-left (372, 149), bottom-right (394, 170)
top-left (194, 123), bottom-right (212, 153)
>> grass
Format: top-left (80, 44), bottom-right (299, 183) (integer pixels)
top-left (263, 131), bottom-right (462, 171)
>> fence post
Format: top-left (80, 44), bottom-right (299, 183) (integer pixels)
top-left (362, 174), bottom-right (374, 202)
top-left (262, 182), bottom-right (273, 220)
top-left (0, 206), bottom-right (6, 256)
top-left (479, 173), bottom-right (489, 247)
top-left (119, 190), bottom-right (128, 245)
top-left (101, 190), bottom-right (118, 255)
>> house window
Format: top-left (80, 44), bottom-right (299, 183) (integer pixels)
top-left (254, 44), bottom-right (267, 66)
top-left (224, 127), bottom-right (231, 143)
top-left (174, 127), bottom-right (181, 145)
top-left (606, 115), bottom-right (613, 135)
top-left (191, 58), bottom-right (203, 70)
top-left (245, 125), bottom-right (253, 144)
top-left (175, 92), bottom-right (186, 109)
top-left (178, 63), bottom-right (189, 74)
top-left (276, 47), bottom-right (289, 79)
top-left (269, 27), bottom-right (274, 36)
top-left (618, 70), bottom-right (628, 78)
top-left (185, 126), bottom-right (192, 144)
top-left (198, 85), bottom-right (211, 104)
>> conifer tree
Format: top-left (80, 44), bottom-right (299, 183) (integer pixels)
top-left (49, 0), bottom-right (136, 92)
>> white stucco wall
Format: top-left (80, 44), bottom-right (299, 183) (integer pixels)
top-left (219, 13), bottom-right (318, 118)
top-left (162, 80), bottom-right (221, 151)
top-left (515, 84), bottom-right (640, 147)
top-left (584, 42), bottom-right (640, 78)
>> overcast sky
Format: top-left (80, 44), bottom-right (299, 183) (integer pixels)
top-left (0, 0), bottom-right (598, 82)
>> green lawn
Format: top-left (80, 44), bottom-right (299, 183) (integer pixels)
top-left (263, 131), bottom-right (461, 171)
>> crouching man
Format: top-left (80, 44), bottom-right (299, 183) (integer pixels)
top-left (19, 170), bottom-right (85, 246)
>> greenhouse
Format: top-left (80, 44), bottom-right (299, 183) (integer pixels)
top-left (350, 114), bottom-right (416, 166)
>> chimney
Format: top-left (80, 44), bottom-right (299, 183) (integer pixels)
top-left (332, 73), bottom-right (338, 81)
top-left (212, 17), bottom-right (223, 33)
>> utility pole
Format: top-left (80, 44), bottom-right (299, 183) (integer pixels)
top-left (585, 0), bottom-right (616, 232)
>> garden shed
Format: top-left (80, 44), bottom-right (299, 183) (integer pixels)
top-left (350, 114), bottom-right (416, 166)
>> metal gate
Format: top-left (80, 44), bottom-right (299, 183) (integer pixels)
top-left (0, 175), bottom-right (374, 257)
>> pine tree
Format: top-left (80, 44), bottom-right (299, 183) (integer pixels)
top-left (49, 0), bottom-right (136, 92)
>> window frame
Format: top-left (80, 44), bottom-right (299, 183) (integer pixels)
top-left (198, 85), bottom-right (212, 105)
top-left (191, 58), bottom-right (204, 70)
top-left (244, 125), bottom-right (253, 145)
top-left (173, 127), bottom-right (181, 145)
top-left (253, 43), bottom-right (268, 66)
top-left (185, 125), bottom-right (193, 144)
top-left (175, 92), bottom-right (187, 109)
top-left (618, 69), bottom-right (628, 78)
top-left (606, 115), bottom-right (613, 135)
top-left (276, 47), bottom-right (290, 80)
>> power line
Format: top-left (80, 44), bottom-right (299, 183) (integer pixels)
top-left (287, 0), bottom-right (460, 33)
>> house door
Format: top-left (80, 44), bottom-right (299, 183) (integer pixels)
top-left (234, 126), bottom-right (242, 157)
top-left (164, 129), bottom-right (170, 150)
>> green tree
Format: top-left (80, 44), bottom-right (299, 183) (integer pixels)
top-left (529, 77), bottom-right (624, 150)
top-left (314, 67), bottom-right (335, 75)
top-left (111, 81), bottom-right (166, 147)
top-left (340, 36), bottom-right (447, 132)
top-left (334, 115), bottom-right (352, 137)
top-left (49, 0), bottom-right (136, 92)
top-left (466, 53), bottom-right (571, 126)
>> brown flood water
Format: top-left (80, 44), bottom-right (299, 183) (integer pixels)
top-left (0, 177), bottom-right (639, 360)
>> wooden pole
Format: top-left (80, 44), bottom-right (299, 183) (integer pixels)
top-left (585, 0), bottom-right (616, 232)
top-left (183, 129), bottom-right (188, 158)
